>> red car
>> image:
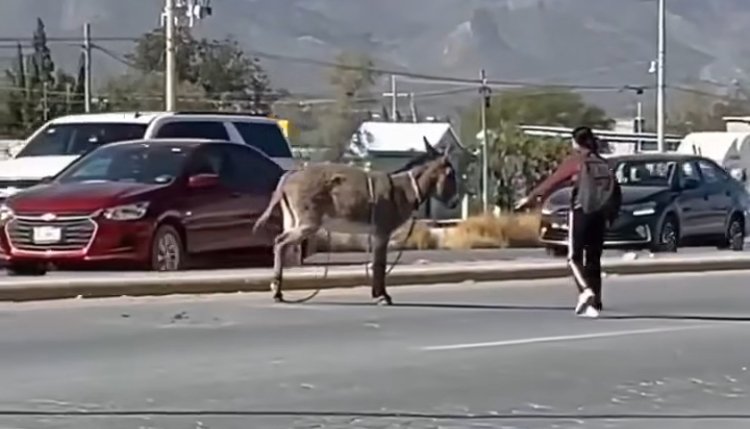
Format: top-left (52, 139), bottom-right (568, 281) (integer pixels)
top-left (0, 139), bottom-right (284, 275)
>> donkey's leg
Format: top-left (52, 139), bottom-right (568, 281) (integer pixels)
top-left (370, 233), bottom-right (392, 306)
top-left (272, 224), bottom-right (318, 303)
top-left (271, 231), bottom-right (291, 302)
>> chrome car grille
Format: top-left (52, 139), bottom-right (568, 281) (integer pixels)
top-left (6, 217), bottom-right (96, 251)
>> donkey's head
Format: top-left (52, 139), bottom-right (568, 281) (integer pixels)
top-left (416, 138), bottom-right (460, 209)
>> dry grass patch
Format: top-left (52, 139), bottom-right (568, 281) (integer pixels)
top-left (392, 220), bottom-right (438, 250)
top-left (308, 220), bottom-right (438, 253)
top-left (442, 213), bottom-right (541, 250)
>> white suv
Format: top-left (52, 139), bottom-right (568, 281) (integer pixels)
top-left (0, 111), bottom-right (296, 199)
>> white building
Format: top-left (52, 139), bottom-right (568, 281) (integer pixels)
top-left (348, 121), bottom-right (473, 221)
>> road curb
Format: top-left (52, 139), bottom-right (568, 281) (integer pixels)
top-left (0, 255), bottom-right (748, 302)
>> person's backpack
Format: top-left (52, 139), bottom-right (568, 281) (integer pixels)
top-left (577, 153), bottom-right (621, 219)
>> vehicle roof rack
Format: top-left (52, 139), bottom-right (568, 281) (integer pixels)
top-left (173, 110), bottom-right (272, 117)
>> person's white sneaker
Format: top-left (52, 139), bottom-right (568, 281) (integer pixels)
top-left (580, 305), bottom-right (600, 318)
top-left (575, 288), bottom-right (596, 315)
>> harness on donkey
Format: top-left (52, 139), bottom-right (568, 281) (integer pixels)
top-left (363, 171), bottom-right (421, 278)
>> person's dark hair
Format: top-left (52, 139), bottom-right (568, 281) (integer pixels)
top-left (572, 126), bottom-right (597, 151)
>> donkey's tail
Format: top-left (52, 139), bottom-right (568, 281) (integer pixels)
top-left (253, 170), bottom-right (293, 234)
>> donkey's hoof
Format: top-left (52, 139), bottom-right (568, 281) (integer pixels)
top-left (373, 295), bottom-right (393, 306)
top-left (273, 294), bottom-right (285, 303)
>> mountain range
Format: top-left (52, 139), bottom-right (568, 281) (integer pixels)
top-left (2, 0), bottom-right (749, 118)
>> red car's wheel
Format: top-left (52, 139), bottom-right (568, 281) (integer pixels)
top-left (6, 262), bottom-right (47, 276)
top-left (150, 225), bottom-right (187, 271)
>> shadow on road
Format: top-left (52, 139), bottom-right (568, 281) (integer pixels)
top-left (303, 302), bottom-right (750, 321)
top-left (602, 314), bottom-right (750, 322)
top-left (2, 410), bottom-right (750, 420)
top-left (306, 301), bottom-right (572, 312)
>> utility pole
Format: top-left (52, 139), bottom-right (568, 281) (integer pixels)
top-left (382, 79), bottom-right (413, 122)
top-left (409, 92), bottom-right (417, 123)
top-left (42, 82), bottom-right (49, 121)
top-left (65, 82), bottom-right (72, 114)
top-left (83, 22), bottom-right (92, 113)
top-left (479, 69), bottom-right (492, 213)
top-left (162, 0), bottom-right (213, 112)
top-left (164, 0), bottom-right (177, 111)
top-left (656, 0), bottom-right (666, 152)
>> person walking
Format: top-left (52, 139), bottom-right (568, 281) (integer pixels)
top-left (517, 126), bottom-right (621, 317)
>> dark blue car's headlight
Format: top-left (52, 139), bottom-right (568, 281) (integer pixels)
top-left (622, 201), bottom-right (657, 217)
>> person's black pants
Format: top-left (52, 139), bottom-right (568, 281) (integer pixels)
top-left (567, 208), bottom-right (606, 308)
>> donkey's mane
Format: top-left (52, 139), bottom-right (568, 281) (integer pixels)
top-left (390, 152), bottom-right (437, 174)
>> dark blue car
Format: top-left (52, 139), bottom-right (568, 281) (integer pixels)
top-left (539, 153), bottom-right (750, 255)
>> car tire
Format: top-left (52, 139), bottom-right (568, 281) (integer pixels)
top-left (545, 246), bottom-right (567, 258)
top-left (651, 216), bottom-right (679, 253)
top-left (721, 215), bottom-right (745, 252)
top-left (150, 225), bottom-right (187, 271)
top-left (6, 262), bottom-right (48, 276)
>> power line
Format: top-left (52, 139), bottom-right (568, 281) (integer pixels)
top-left (0, 32), bottom-right (650, 94)
top-left (242, 47), bottom-right (639, 92)
top-left (667, 85), bottom-right (749, 103)
top-left (91, 44), bottom-right (143, 70)
top-left (0, 82), bottom-right (475, 106)
top-left (0, 36), bottom-right (138, 43)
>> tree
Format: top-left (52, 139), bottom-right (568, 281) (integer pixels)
top-left (316, 52), bottom-right (378, 161)
top-left (125, 27), bottom-right (199, 84)
top-left (30, 18), bottom-right (55, 87)
top-left (483, 123), bottom-right (571, 211)
top-left (4, 43), bottom-right (32, 136)
top-left (100, 72), bottom-right (214, 112)
top-left (461, 88), bottom-right (613, 146)
top-left (124, 28), bottom-right (277, 113)
top-left (3, 18), bottom-right (84, 137)
top-left (460, 87), bottom-right (610, 211)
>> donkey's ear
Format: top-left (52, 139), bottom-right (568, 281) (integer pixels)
top-left (423, 137), bottom-right (439, 157)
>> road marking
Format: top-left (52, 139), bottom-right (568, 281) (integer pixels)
top-left (420, 325), bottom-right (708, 351)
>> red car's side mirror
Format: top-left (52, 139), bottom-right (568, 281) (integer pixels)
top-left (188, 173), bottom-right (220, 189)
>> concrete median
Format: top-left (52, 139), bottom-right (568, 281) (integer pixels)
top-left (0, 253), bottom-right (748, 302)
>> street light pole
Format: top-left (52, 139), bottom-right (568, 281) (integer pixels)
top-left (656, 0), bottom-right (666, 152)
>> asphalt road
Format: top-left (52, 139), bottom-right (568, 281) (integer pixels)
top-left (2, 271), bottom-right (750, 428)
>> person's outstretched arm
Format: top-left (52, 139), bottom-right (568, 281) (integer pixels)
top-left (516, 153), bottom-right (583, 210)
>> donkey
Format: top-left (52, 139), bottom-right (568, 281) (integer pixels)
top-left (253, 137), bottom-right (459, 305)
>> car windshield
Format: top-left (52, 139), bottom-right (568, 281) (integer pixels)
top-left (614, 159), bottom-right (676, 187)
top-left (16, 123), bottom-right (148, 157)
top-left (56, 143), bottom-right (189, 185)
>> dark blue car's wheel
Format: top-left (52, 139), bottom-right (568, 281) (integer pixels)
top-left (651, 217), bottom-right (678, 253)
top-left (728, 216), bottom-right (745, 251)
top-left (717, 216), bottom-right (745, 251)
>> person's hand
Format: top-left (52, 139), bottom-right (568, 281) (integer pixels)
top-left (514, 196), bottom-right (530, 211)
